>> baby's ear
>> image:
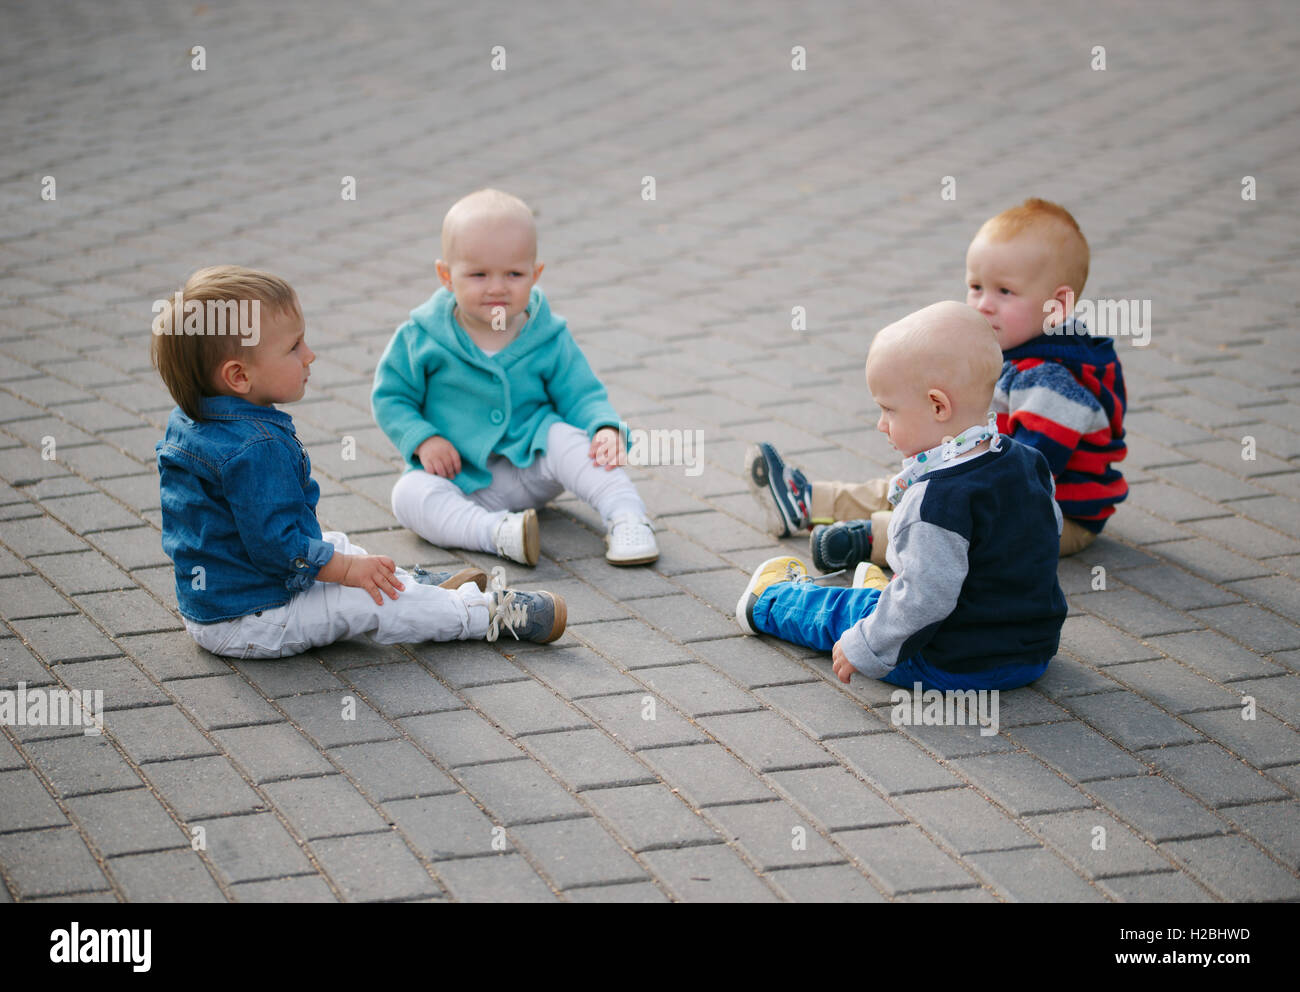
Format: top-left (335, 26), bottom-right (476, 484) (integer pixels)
top-left (435, 260), bottom-right (453, 287)
top-left (215, 357), bottom-right (251, 395)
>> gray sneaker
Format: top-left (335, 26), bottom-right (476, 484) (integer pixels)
top-left (410, 565), bottom-right (489, 591)
top-left (485, 568), bottom-right (567, 643)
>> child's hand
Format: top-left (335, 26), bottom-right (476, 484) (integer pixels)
top-left (343, 554), bottom-right (404, 605)
top-left (416, 435), bottom-right (461, 478)
top-left (589, 427), bottom-right (625, 471)
top-left (831, 639), bottom-right (855, 684)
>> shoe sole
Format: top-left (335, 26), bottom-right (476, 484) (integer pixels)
top-left (437, 567), bottom-right (488, 592)
top-left (744, 444), bottom-right (791, 539)
top-left (538, 591), bottom-right (567, 643)
top-left (735, 555), bottom-right (801, 635)
top-left (522, 508), bottom-right (540, 567)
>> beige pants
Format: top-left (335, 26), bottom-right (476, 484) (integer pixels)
top-left (810, 478), bottom-right (1098, 560)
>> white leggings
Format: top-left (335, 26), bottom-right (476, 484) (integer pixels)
top-left (391, 422), bottom-right (646, 553)
top-left (184, 532), bottom-right (490, 659)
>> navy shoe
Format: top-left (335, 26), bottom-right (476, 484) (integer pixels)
top-left (410, 565), bottom-right (489, 591)
top-left (810, 520), bottom-right (873, 573)
top-left (486, 568), bottom-right (567, 644)
top-left (745, 443), bottom-right (812, 538)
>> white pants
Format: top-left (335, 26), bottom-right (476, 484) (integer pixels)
top-left (391, 421), bottom-right (646, 553)
top-left (184, 532), bottom-right (490, 659)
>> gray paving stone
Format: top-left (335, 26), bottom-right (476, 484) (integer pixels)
top-left (510, 644), bottom-right (640, 698)
top-left (949, 753), bottom-right (1093, 817)
top-left (344, 661), bottom-right (463, 716)
top-left (167, 674), bottom-right (282, 730)
top-left (1059, 614), bottom-right (1161, 667)
top-left (232, 656), bottom-right (341, 698)
top-left (836, 825), bottom-right (972, 896)
top-left (119, 631), bottom-right (231, 682)
top-left (330, 740), bottom-right (459, 802)
top-left (75, 589), bottom-right (179, 636)
top-left (214, 723), bottom-right (333, 783)
top-left (755, 681), bottom-right (884, 740)
top-left (1006, 721), bottom-right (1148, 783)
top-left (829, 734), bottom-right (962, 796)
top-left (456, 758), bottom-right (586, 825)
top-left (1148, 629), bottom-right (1282, 682)
top-left (1034, 656), bottom-right (1124, 699)
top-left (1025, 808), bottom-right (1173, 879)
top-left (522, 727), bottom-right (654, 790)
top-left (434, 853), bottom-right (558, 902)
top-left (1232, 673), bottom-right (1300, 726)
top-left (11, 614), bottom-right (121, 663)
top-left (263, 775), bottom-right (388, 840)
top-left (194, 810), bottom-right (314, 885)
top-left (1146, 537), bottom-right (1273, 583)
top-left (280, 690), bottom-right (396, 748)
top-left (109, 849), bottom-right (225, 902)
top-left (57, 655), bottom-right (168, 710)
top-left (1225, 575), bottom-right (1300, 622)
top-left (1070, 589), bottom-right (1199, 639)
top-left (106, 705), bottom-right (217, 764)
top-left (85, 527), bottom-right (170, 570)
top-left (689, 635), bottom-right (811, 687)
top-left (639, 844), bottom-right (780, 902)
top-left (1062, 692), bottom-right (1203, 750)
top-left (565, 880), bottom-right (667, 903)
top-left (511, 817), bottom-right (646, 890)
top-left (767, 863), bottom-right (886, 902)
top-left (896, 788), bottom-right (1039, 855)
top-left (1148, 742), bottom-right (1290, 808)
top-left (1083, 776), bottom-right (1228, 843)
top-left (401, 709), bottom-right (522, 767)
top-left (65, 789), bottom-right (186, 856)
top-left (1107, 658), bottom-right (1246, 714)
top-left (1097, 871), bottom-right (1215, 903)
top-left (1183, 708), bottom-right (1300, 768)
top-left (463, 680), bottom-right (590, 737)
top-left (640, 743), bottom-right (776, 807)
top-left (572, 617), bottom-right (694, 670)
top-left (310, 831), bottom-right (439, 902)
top-left (0, 515), bottom-right (88, 556)
top-left (384, 793), bottom-right (499, 860)
top-left (1193, 603), bottom-right (1300, 654)
top-left (141, 755), bottom-right (263, 820)
top-left (0, 827), bottom-right (107, 897)
top-left (24, 735), bottom-right (142, 796)
top-left (584, 783), bottom-right (722, 852)
top-left (1221, 800), bottom-right (1300, 870)
top-left (232, 875), bottom-right (336, 902)
top-left (627, 594), bottom-right (737, 643)
top-left (699, 709), bottom-right (836, 773)
top-left (0, 733), bottom-right (24, 771)
top-left (0, 637), bottom-right (55, 688)
top-left (40, 492), bottom-right (142, 533)
top-left (0, 575), bottom-right (74, 620)
top-left (636, 662), bottom-right (760, 717)
top-left (574, 692), bottom-right (709, 750)
top-left (966, 849), bottom-right (1107, 902)
top-left (1162, 834), bottom-right (1300, 902)
top-left (768, 765), bottom-right (907, 833)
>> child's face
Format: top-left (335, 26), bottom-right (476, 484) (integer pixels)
top-left (437, 216), bottom-right (543, 331)
top-left (866, 351), bottom-right (947, 458)
top-left (965, 233), bottom-right (1067, 351)
top-left (242, 303), bottom-right (314, 406)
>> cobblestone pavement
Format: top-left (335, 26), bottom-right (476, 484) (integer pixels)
top-left (0, 0), bottom-right (1297, 902)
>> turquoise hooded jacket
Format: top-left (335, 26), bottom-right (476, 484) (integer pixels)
top-left (372, 286), bottom-right (622, 494)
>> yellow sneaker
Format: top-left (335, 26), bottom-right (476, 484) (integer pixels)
top-left (736, 556), bottom-right (809, 635)
top-left (852, 562), bottom-right (889, 591)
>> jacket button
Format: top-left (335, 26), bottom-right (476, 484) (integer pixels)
top-left (293, 557), bottom-right (307, 569)
top-left (490, 409), bottom-right (504, 424)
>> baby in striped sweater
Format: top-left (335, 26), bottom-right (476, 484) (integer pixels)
top-left (747, 197), bottom-right (1127, 571)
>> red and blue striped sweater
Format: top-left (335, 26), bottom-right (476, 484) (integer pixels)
top-left (995, 320), bottom-right (1128, 533)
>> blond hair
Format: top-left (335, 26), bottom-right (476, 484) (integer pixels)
top-left (976, 197), bottom-right (1089, 297)
top-left (440, 188), bottom-right (537, 263)
top-left (870, 301), bottom-right (1002, 410)
top-left (150, 266), bottom-right (298, 421)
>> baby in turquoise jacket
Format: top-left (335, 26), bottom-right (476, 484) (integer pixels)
top-left (372, 188), bottom-right (658, 567)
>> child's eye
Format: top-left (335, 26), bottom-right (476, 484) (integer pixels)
top-left (969, 283), bottom-right (981, 292)
top-left (999, 287), bottom-right (1012, 295)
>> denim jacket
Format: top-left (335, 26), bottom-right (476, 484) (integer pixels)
top-left (156, 395), bottom-right (335, 623)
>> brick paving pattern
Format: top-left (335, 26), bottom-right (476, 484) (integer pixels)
top-left (0, 0), bottom-right (1297, 901)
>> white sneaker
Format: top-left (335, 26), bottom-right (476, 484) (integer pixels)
top-left (605, 513), bottom-right (659, 565)
top-left (493, 509), bottom-right (539, 566)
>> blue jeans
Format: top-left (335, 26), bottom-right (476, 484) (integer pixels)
top-left (751, 582), bottom-right (1048, 691)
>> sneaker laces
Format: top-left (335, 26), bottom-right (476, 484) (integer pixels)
top-left (485, 565), bottom-right (526, 642)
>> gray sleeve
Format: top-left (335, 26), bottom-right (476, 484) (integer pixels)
top-left (837, 493), bottom-right (970, 678)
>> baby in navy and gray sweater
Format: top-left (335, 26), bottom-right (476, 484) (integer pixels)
top-left (736, 301), bottom-right (1067, 691)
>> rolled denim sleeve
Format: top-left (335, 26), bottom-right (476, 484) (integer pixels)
top-left (221, 439), bottom-right (334, 590)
